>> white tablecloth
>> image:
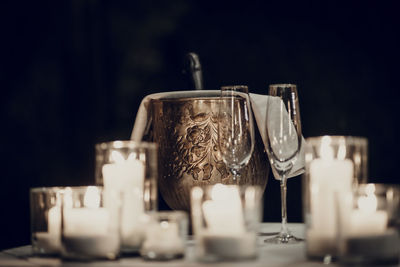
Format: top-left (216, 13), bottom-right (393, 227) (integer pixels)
top-left (0, 223), bottom-right (335, 267)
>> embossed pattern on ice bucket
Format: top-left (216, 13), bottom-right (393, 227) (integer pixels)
top-left (149, 95), bottom-right (269, 211)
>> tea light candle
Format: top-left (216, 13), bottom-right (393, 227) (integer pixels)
top-left (64, 187), bottom-right (110, 236)
top-left (307, 142), bottom-right (354, 256)
top-left (349, 190), bottom-right (388, 236)
top-left (199, 184), bottom-right (256, 260)
top-left (64, 208), bottom-right (109, 235)
top-left (62, 187), bottom-right (119, 258)
top-left (309, 158), bottom-right (353, 231)
top-left (339, 185), bottom-right (399, 263)
top-left (102, 151), bottom-right (146, 248)
top-left (141, 220), bottom-right (185, 259)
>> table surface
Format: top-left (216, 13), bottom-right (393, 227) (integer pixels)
top-left (0, 223), bottom-right (336, 267)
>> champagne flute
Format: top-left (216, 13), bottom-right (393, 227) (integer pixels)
top-left (264, 84), bottom-right (303, 244)
top-left (218, 86), bottom-right (255, 183)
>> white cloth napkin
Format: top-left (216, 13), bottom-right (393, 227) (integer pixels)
top-left (130, 90), bottom-right (305, 178)
top-left (249, 93), bottom-right (305, 178)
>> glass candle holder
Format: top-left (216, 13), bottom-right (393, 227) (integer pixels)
top-left (190, 184), bottom-right (263, 262)
top-left (95, 141), bottom-right (158, 253)
top-left (30, 187), bottom-right (63, 255)
top-left (303, 136), bottom-right (368, 260)
top-left (336, 184), bottom-right (400, 265)
top-left (140, 211), bottom-right (188, 260)
top-left (60, 186), bottom-right (120, 260)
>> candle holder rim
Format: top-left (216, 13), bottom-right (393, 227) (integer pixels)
top-left (220, 85), bottom-right (249, 91)
top-left (61, 185), bottom-right (104, 193)
top-left (357, 183), bottom-right (400, 193)
top-left (95, 140), bottom-right (157, 150)
top-left (30, 186), bottom-right (65, 193)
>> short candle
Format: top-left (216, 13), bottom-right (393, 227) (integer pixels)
top-left (338, 184), bottom-right (399, 264)
top-left (348, 189), bottom-right (387, 236)
top-left (198, 184), bottom-right (257, 260)
top-left (61, 187), bottom-right (119, 259)
top-left (141, 215), bottom-right (186, 260)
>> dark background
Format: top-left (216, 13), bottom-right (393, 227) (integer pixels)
top-left (1, 0), bottom-right (399, 250)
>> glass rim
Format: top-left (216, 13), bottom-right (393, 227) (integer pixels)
top-left (30, 186), bottom-right (65, 193)
top-left (305, 135), bottom-right (368, 145)
top-left (95, 140), bottom-right (157, 150)
top-left (220, 85), bottom-right (249, 91)
top-left (269, 83), bottom-right (297, 89)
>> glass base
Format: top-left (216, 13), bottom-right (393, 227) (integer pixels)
top-left (264, 232), bottom-right (303, 244)
top-left (258, 231), bottom-right (279, 237)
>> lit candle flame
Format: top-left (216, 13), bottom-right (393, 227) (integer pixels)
top-left (192, 187), bottom-right (203, 201)
top-left (365, 183), bottom-right (376, 195)
top-left (160, 221), bottom-right (169, 229)
top-left (358, 184), bottom-right (377, 213)
top-left (84, 186), bottom-right (101, 208)
top-left (337, 137), bottom-right (347, 160)
top-left (64, 187), bottom-right (73, 208)
top-left (320, 136), bottom-right (334, 160)
top-left (110, 150), bottom-right (125, 163)
top-left (127, 152), bottom-right (137, 161)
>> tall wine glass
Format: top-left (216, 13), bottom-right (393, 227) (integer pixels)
top-left (264, 84), bottom-right (303, 244)
top-left (218, 86), bottom-right (255, 183)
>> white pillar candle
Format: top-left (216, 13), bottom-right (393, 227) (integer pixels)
top-left (102, 151), bottom-right (146, 248)
top-left (202, 184), bottom-right (245, 235)
top-left (309, 158), bottom-right (353, 235)
top-left (102, 152), bottom-right (145, 191)
top-left (307, 142), bottom-right (354, 256)
top-left (62, 209), bottom-right (118, 259)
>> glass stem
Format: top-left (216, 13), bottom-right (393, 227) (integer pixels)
top-left (231, 169), bottom-right (240, 184)
top-left (280, 175), bottom-right (289, 235)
